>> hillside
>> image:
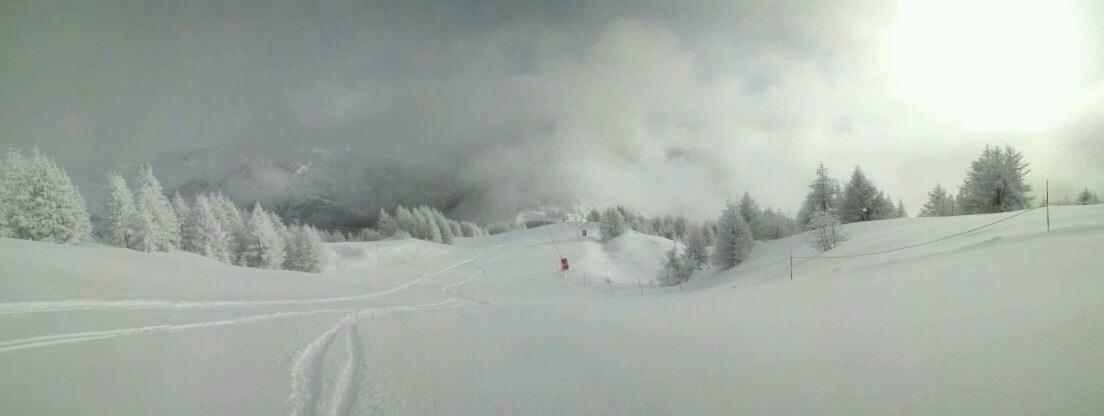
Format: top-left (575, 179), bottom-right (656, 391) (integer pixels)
top-left (0, 205), bottom-right (1102, 414)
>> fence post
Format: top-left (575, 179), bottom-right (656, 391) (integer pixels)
top-left (1046, 179), bottom-right (1051, 233)
top-left (789, 249), bottom-right (793, 280)
top-left (638, 279), bottom-right (644, 296)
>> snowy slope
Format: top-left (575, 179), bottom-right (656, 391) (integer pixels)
top-left (1, 206), bottom-right (1103, 415)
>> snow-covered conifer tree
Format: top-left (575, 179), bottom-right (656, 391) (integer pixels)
top-left (286, 224), bottom-right (327, 273)
top-left (659, 245), bottom-right (688, 286)
top-left (738, 192), bottom-right (760, 237)
top-left (134, 165), bottom-right (179, 251)
top-left (103, 171), bottom-right (137, 248)
top-left (4, 149), bottom-right (92, 244)
top-left (1077, 188), bottom-right (1099, 205)
top-left (240, 203), bottom-right (286, 269)
top-left (394, 205), bottom-right (417, 236)
top-left (683, 225), bottom-right (710, 269)
top-left (586, 209), bottom-right (601, 223)
top-left (808, 209), bottom-right (847, 251)
top-left (430, 208), bottom-right (454, 244)
top-left (376, 208), bottom-right (398, 237)
top-left (191, 195), bottom-right (230, 262)
top-left (212, 195), bottom-right (245, 263)
top-left (171, 192), bottom-right (197, 252)
top-left (839, 166), bottom-right (881, 223)
top-left (919, 184), bottom-right (954, 217)
top-left (713, 200), bottom-right (754, 269)
top-left (599, 208), bottom-right (626, 242)
top-left (797, 163), bottom-right (841, 229)
top-left (957, 145), bottom-right (1032, 214)
top-left (896, 198), bottom-right (908, 218)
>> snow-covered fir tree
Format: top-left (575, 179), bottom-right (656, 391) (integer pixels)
top-left (394, 205), bottom-right (417, 236)
top-left (586, 209), bottom-right (601, 223)
top-left (134, 165), bottom-right (180, 251)
top-left (190, 195), bottom-right (231, 262)
top-left (1077, 188), bottom-right (1099, 205)
top-left (285, 224), bottom-right (327, 273)
top-left (896, 198), bottom-right (908, 218)
top-left (919, 184), bottom-right (956, 217)
top-left (376, 208), bottom-right (398, 237)
top-left (212, 194), bottom-right (246, 264)
top-left (808, 208), bottom-right (846, 251)
top-left (683, 225), bottom-right (710, 269)
top-left (0, 149), bottom-right (15, 238)
top-left (599, 207), bottom-right (626, 242)
top-left (103, 171), bottom-right (137, 248)
top-left (2, 148), bottom-right (92, 244)
top-left (240, 203), bottom-right (286, 269)
top-left (171, 192), bottom-right (197, 252)
top-left (738, 192), bottom-right (760, 237)
top-left (659, 244), bottom-right (693, 286)
top-left (713, 200), bottom-right (754, 269)
top-left (430, 208), bottom-right (454, 244)
top-left (797, 163), bottom-right (841, 229)
top-left (957, 144), bottom-right (1032, 214)
top-left (459, 221), bottom-right (481, 237)
top-left (839, 166), bottom-right (882, 223)
top-left (872, 191), bottom-right (897, 220)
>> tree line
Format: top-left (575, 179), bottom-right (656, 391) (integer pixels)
top-left (103, 166), bottom-right (328, 272)
top-left (918, 145), bottom-right (1042, 217)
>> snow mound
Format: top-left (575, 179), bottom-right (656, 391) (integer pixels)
top-left (327, 239), bottom-right (450, 273)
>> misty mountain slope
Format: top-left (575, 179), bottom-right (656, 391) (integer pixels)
top-left (1, 205), bottom-right (1103, 414)
top-left (153, 147), bottom-right (465, 229)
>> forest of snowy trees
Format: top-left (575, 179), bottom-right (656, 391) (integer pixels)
top-left (586, 190), bottom-right (801, 287)
top-left (103, 167), bottom-right (328, 273)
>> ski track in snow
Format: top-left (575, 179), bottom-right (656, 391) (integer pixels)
top-left (0, 308), bottom-right (352, 354)
top-left (287, 300), bottom-right (461, 416)
top-left (291, 244), bottom-right (500, 416)
top-left (332, 324), bottom-right (364, 416)
top-left (0, 245), bottom-right (502, 316)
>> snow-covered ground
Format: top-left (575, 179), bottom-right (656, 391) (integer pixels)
top-left (1, 205), bottom-right (1102, 415)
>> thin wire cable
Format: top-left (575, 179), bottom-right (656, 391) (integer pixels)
top-left (545, 225), bottom-right (564, 259)
top-left (732, 257), bottom-right (790, 273)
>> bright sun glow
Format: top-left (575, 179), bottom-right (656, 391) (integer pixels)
top-left (887, 0), bottom-right (1085, 132)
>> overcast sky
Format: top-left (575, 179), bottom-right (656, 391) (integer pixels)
top-left (2, 0), bottom-right (1102, 218)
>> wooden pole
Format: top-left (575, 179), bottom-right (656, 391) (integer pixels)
top-left (786, 248), bottom-right (794, 280)
top-left (1046, 179), bottom-right (1051, 233)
